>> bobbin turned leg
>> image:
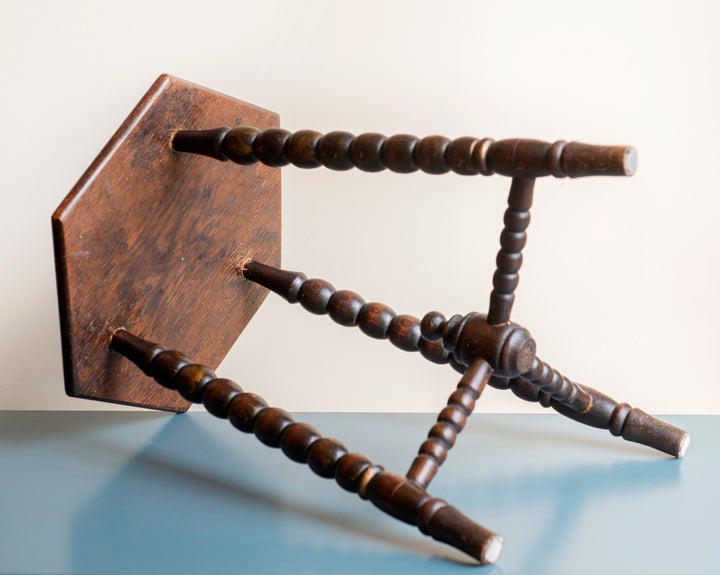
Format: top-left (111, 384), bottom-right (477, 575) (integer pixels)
top-left (487, 177), bottom-right (535, 326)
top-left (240, 259), bottom-right (451, 364)
top-left (510, 360), bottom-right (690, 458)
top-left (171, 127), bottom-right (635, 179)
top-left (406, 359), bottom-right (492, 488)
top-left (240, 260), bottom-right (473, 376)
top-left (241, 260), bottom-right (689, 457)
top-left (422, 311), bottom-right (690, 457)
top-left (109, 329), bottom-right (503, 564)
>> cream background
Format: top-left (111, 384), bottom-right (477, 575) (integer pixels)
top-left (1, 0), bottom-right (718, 413)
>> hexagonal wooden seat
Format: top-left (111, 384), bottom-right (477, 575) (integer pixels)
top-left (52, 75), bottom-right (281, 411)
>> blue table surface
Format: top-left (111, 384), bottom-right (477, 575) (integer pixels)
top-left (0, 411), bottom-right (715, 574)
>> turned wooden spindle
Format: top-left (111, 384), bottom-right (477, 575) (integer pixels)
top-left (109, 329), bottom-right (503, 565)
top-left (240, 259), bottom-right (451, 365)
top-left (55, 75), bottom-right (686, 570)
top-left (507, 372), bottom-right (690, 458)
top-left (174, 119), bottom-right (685, 459)
top-left (519, 357), bottom-right (592, 413)
top-left (487, 177), bottom-right (535, 325)
top-left (241, 259), bottom-right (689, 457)
top-left (422, 312), bottom-right (536, 379)
top-left (171, 127), bottom-right (636, 179)
top-left (406, 359), bottom-right (492, 488)
top-left (422, 311), bottom-right (690, 458)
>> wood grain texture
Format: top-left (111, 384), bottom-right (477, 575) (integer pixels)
top-left (173, 127), bottom-right (636, 178)
top-left (242, 259), bottom-right (450, 362)
top-left (52, 74), bottom-right (281, 411)
top-left (406, 359), bottom-right (492, 488)
top-left (110, 329), bottom-right (504, 564)
top-left (242, 260), bottom-right (688, 457)
top-left (487, 177), bottom-right (535, 325)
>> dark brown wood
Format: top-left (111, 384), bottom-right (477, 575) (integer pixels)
top-left (298, 278), bottom-right (336, 314)
top-left (56, 79), bottom-right (687, 564)
top-left (168, 126), bottom-right (230, 161)
top-left (349, 133), bottom-right (386, 172)
top-left (202, 378), bottom-right (243, 417)
top-left (172, 126), bottom-right (636, 178)
top-left (285, 130), bottom-right (323, 168)
top-left (444, 136), bottom-right (481, 175)
top-left (253, 407), bottom-right (295, 447)
top-left (220, 126), bottom-right (260, 165)
top-left (228, 393), bottom-right (269, 432)
top-left (387, 314), bottom-right (423, 351)
top-left (365, 471), bottom-right (503, 564)
top-left (307, 437), bottom-right (350, 478)
top-left (414, 136), bottom-right (451, 174)
top-left (242, 259), bottom-right (450, 361)
top-left (407, 359), bottom-right (492, 488)
top-left (521, 357), bottom-right (592, 412)
top-left (561, 141), bottom-right (638, 178)
top-left (431, 312), bottom-right (536, 378)
top-left (317, 131), bottom-right (356, 170)
top-left (357, 303), bottom-right (396, 339)
top-left (240, 259), bottom-right (307, 303)
top-left (380, 134), bottom-right (421, 173)
top-left (52, 74), bottom-right (281, 411)
top-left (253, 128), bottom-right (291, 167)
top-left (485, 139), bottom-right (636, 178)
top-left (508, 373), bottom-right (690, 457)
top-left (280, 422), bottom-right (322, 463)
top-left (417, 337), bottom-right (451, 364)
top-left (334, 453), bottom-right (373, 492)
top-left (110, 329), bottom-right (503, 564)
top-left (487, 177), bottom-right (535, 325)
top-left (242, 259), bottom-right (688, 457)
top-left (425, 311), bottom-right (689, 457)
top-left (174, 363), bottom-right (216, 403)
top-left (327, 290), bottom-right (366, 326)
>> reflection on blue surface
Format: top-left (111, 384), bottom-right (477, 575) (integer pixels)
top-left (69, 415), bottom-right (477, 575)
top-left (0, 412), bottom-right (713, 574)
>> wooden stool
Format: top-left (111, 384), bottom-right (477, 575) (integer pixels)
top-left (52, 74), bottom-right (688, 565)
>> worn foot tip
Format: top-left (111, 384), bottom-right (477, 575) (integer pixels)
top-left (481, 535), bottom-right (504, 565)
top-left (677, 433), bottom-right (690, 458)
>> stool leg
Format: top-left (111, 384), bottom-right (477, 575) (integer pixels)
top-left (406, 359), bottom-right (492, 488)
top-left (512, 359), bottom-right (689, 458)
top-left (109, 329), bottom-right (503, 564)
top-left (487, 177), bottom-right (535, 325)
top-left (240, 259), bottom-right (451, 363)
top-left (241, 260), bottom-right (689, 457)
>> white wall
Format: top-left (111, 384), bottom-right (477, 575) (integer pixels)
top-left (1, 0), bottom-right (718, 413)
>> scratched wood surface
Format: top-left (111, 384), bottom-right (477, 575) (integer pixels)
top-left (52, 74), bottom-right (281, 411)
